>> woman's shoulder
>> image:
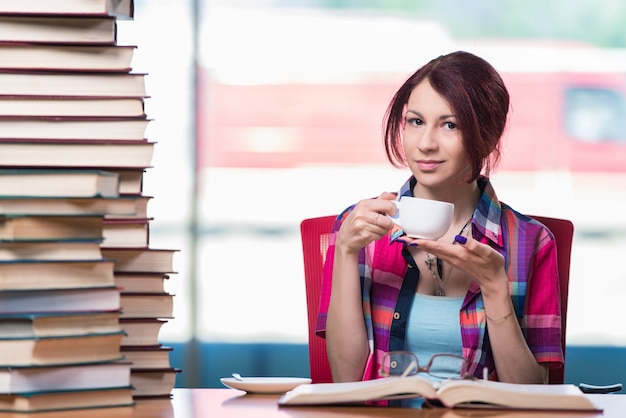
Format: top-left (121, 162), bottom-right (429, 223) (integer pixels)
top-left (500, 202), bottom-right (555, 242)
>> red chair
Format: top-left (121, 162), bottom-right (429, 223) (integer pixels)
top-left (300, 214), bottom-right (573, 384)
top-left (528, 215), bottom-right (574, 384)
top-left (300, 215), bottom-right (336, 384)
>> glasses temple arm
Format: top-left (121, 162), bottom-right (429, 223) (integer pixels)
top-left (401, 359), bottom-right (418, 378)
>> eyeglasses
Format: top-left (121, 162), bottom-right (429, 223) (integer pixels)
top-left (379, 351), bottom-right (476, 381)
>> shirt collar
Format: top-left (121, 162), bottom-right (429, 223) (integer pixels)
top-left (474, 176), bottom-right (504, 247)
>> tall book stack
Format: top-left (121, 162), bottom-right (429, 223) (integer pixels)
top-left (0, 0), bottom-right (179, 410)
top-left (0, 172), bottom-right (134, 413)
top-left (101, 247), bottom-right (179, 398)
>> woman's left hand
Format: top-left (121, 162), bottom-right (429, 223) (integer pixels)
top-left (402, 235), bottom-right (508, 295)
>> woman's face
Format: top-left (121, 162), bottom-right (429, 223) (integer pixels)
top-left (402, 79), bottom-right (471, 189)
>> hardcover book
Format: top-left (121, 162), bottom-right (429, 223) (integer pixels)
top-left (0, 331), bottom-right (124, 366)
top-left (130, 368), bottom-right (180, 398)
top-left (0, 386), bottom-right (134, 412)
top-left (0, 141), bottom-right (154, 169)
top-left (0, 287), bottom-right (121, 314)
top-left (0, 311), bottom-right (121, 338)
top-left (0, 196), bottom-right (138, 217)
top-left (102, 218), bottom-right (150, 248)
top-left (0, 16), bottom-right (117, 45)
top-left (0, 0), bottom-right (134, 19)
top-left (0, 43), bottom-right (135, 72)
top-left (0, 169), bottom-right (119, 198)
top-left (0, 97), bottom-right (145, 118)
top-left (101, 248), bottom-right (177, 273)
top-left (278, 377), bottom-right (601, 411)
top-left (0, 240), bottom-right (103, 261)
top-left (0, 259), bottom-right (115, 291)
top-left (120, 293), bottom-right (173, 319)
top-left (0, 72), bottom-right (146, 97)
top-left (114, 273), bottom-right (168, 294)
top-left (0, 362), bottom-right (130, 393)
top-left (0, 214), bottom-right (104, 240)
top-left (120, 345), bottom-right (172, 369)
top-left (119, 318), bottom-right (165, 346)
top-left (0, 117), bottom-right (149, 141)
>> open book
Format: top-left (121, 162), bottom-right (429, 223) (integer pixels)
top-left (278, 376), bottom-right (601, 411)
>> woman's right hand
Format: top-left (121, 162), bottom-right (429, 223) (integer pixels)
top-left (335, 192), bottom-right (398, 254)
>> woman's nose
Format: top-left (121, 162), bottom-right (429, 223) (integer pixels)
top-left (416, 127), bottom-right (438, 151)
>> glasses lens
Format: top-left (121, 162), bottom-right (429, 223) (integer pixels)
top-left (381, 352), bottom-right (418, 376)
top-left (427, 354), bottom-right (467, 380)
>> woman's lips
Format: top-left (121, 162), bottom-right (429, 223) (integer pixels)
top-left (416, 160), bottom-right (443, 171)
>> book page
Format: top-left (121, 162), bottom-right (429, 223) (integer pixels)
top-left (436, 380), bottom-right (599, 411)
top-left (279, 376), bottom-right (438, 405)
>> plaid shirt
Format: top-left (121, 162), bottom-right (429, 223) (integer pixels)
top-left (316, 176), bottom-right (564, 381)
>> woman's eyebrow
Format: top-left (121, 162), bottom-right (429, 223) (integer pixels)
top-left (406, 109), bottom-right (456, 119)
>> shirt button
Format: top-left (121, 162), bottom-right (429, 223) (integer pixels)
top-left (393, 312), bottom-right (400, 320)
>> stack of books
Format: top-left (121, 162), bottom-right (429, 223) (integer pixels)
top-left (0, 0), bottom-right (153, 170)
top-left (0, 0), bottom-right (179, 410)
top-left (0, 171), bottom-right (135, 412)
top-left (102, 247), bottom-right (180, 398)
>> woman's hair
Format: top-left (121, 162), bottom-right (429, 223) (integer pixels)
top-left (383, 50), bottom-right (510, 181)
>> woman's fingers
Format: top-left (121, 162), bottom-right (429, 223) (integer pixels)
top-left (415, 235), bottom-right (484, 259)
top-left (337, 194), bottom-right (398, 250)
top-left (412, 236), bottom-right (503, 274)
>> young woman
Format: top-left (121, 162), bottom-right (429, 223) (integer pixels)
top-left (316, 51), bottom-right (563, 388)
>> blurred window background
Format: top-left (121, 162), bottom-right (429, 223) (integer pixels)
top-left (126, 0), bottom-right (626, 389)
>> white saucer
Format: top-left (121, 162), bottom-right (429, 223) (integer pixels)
top-left (220, 377), bottom-right (312, 394)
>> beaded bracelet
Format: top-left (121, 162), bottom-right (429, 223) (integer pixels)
top-left (486, 308), bottom-right (514, 323)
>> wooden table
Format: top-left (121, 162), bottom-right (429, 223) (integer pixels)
top-left (2, 389), bottom-right (625, 417)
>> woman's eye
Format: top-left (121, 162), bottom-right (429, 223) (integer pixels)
top-left (407, 118), bottom-right (423, 126)
top-left (444, 121), bottom-right (457, 130)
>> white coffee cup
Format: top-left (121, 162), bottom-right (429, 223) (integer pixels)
top-left (389, 196), bottom-right (454, 239)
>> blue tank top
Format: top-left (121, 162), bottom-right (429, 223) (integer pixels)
top-left (406, 293), bottom-right (464, 381)
top-left (402, 293), bottom-right (464, 408)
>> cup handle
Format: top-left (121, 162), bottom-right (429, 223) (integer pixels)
top-left (387, 200), bottom-right (401, 225)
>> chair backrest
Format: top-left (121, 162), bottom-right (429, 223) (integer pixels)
top-left (527, 215), bottom-right (574, 384)
top-left (300, 214), bottom-right (573, 385)
top-left (300, 215), bottom-right (336, 384)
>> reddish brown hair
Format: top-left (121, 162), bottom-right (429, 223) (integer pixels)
top-left (383, 51), bottom-right (509, 181)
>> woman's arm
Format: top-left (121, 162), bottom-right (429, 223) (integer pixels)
top-left (480, 274), bottom-right (548, 383)
top-left (325, 193), bottom-right (396, 382)
top-left (412, 235), bottom-right (550, 383)
top-left (326, 245), bottom-right (369, 382)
